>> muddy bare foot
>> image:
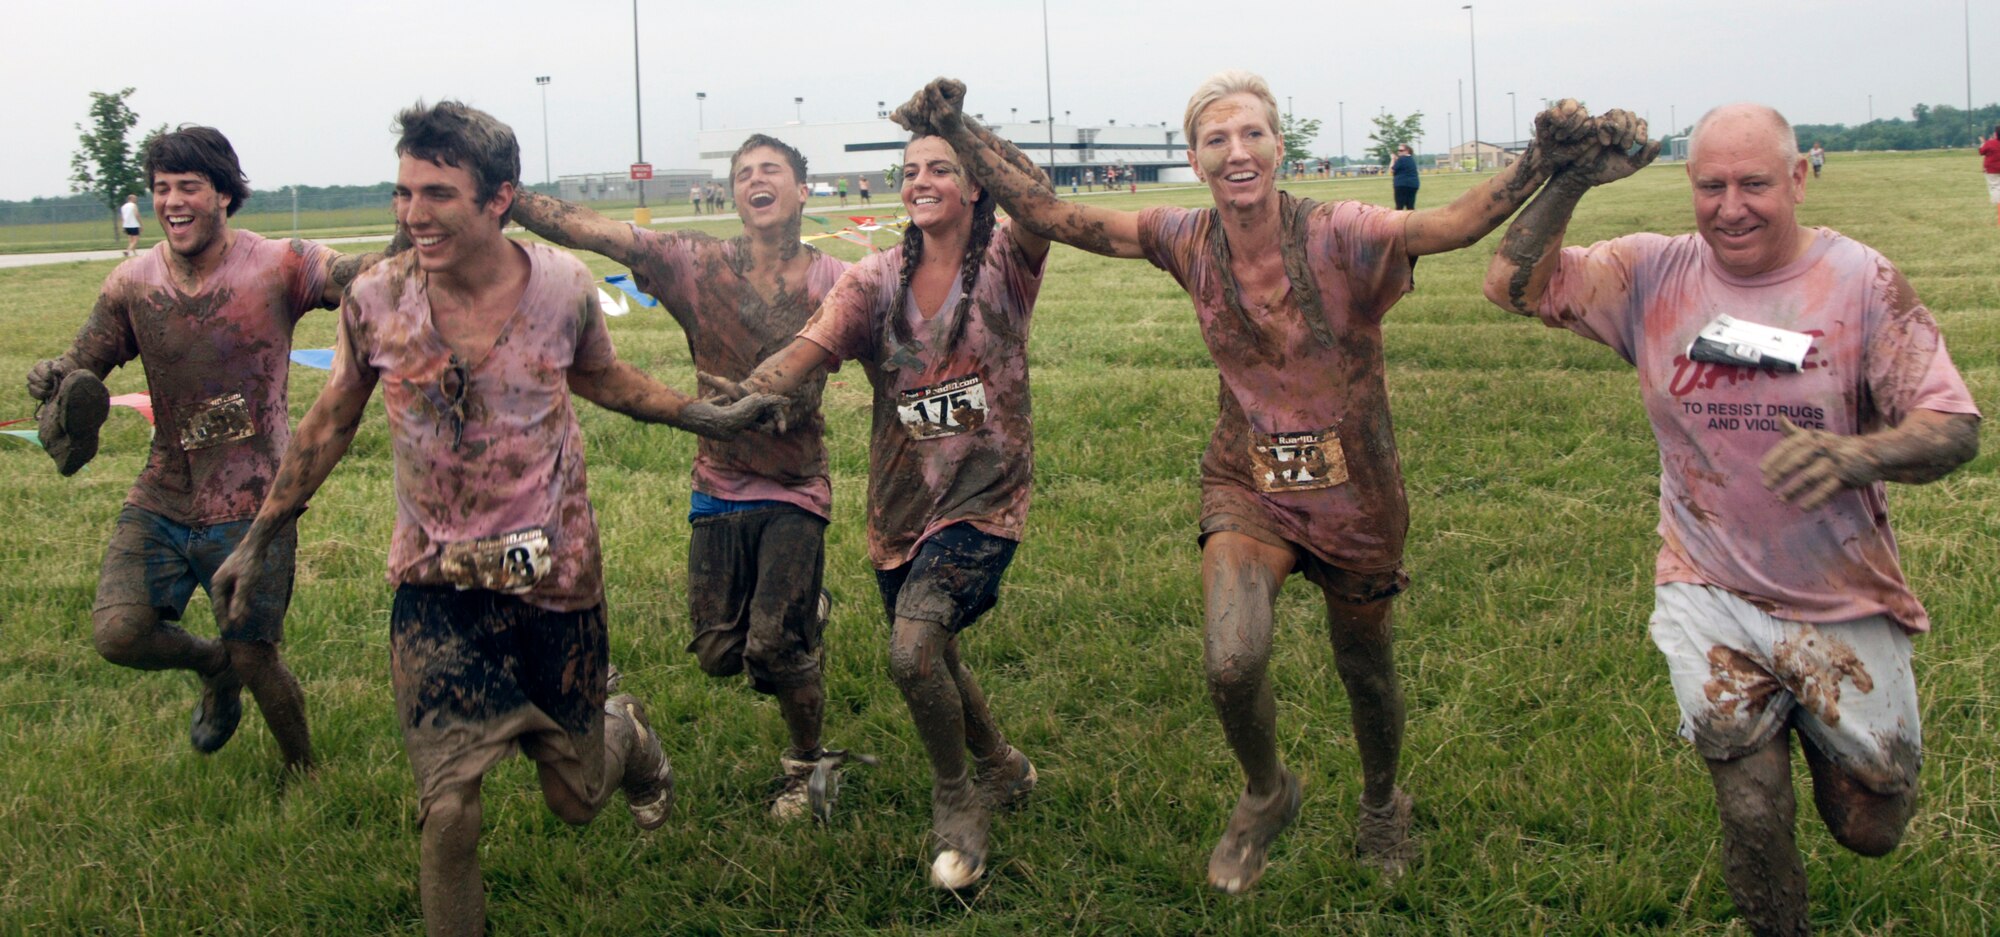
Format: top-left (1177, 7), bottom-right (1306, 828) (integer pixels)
top-left (1355, 787), bottom-right (1415, 878)
top-left (976, 745), bottom-right (1037, 810)
top-left (929, 776), bottom-right (991, 890)
top-left (1206, 768), bottom-right (1302, 895)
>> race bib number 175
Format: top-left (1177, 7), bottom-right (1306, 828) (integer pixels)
top-left (896, 375), bottom-right (988, 440)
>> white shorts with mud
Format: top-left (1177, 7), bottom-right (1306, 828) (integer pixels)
top-left (1648, 582), bottom-right (1920, 796)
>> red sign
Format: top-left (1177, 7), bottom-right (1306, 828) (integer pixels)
top-left (629, 163), bottom-right (653, 180)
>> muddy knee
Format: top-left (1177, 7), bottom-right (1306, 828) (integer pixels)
top-left (887, 618), bottom-right (946, 689)
top-left (91, 605), bottom-right (160, 665)
top-left (224, 639), bottom-right (283, 680)
top-left (421, 784), bottom-right (485, 850)
top-left (1826, 796), bottom-right (1912, 857)
top-left (1204, 647), bottom-right (1269, 700)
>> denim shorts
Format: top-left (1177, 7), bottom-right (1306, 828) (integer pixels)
top-left (94, 504), bottom-right (296, 643)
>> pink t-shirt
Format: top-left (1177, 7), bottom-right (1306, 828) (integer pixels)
top-left (1139, 199), bottom-right (1415, 574)
top-left (797, 222), bottom-right (1045, 568)
top-left (336, 244), bottom-right (612, 612)
top-left (626, 228), bottom-right (847, 517)
top-left (67, 231), bottom-right (337, 525)
top-left (1539, 228), bottom-right (1981, 632)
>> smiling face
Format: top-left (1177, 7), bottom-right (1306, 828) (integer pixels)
top-left (150, 170), bottom-right (232, 261)
top-left (900, 136), bottom-right (979, 234)
top-left (393, 154), bottom-right (513, 275)
top-left (1186, 92), bottom-right (1282, 213)
top-left (1688, 111), bottom-right (1810, 278)
top-left (732, 145), bottom-right (808, 232)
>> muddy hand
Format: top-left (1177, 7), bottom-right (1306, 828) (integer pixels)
top-left (1526, 98), bottom-right (1598, 173)
top-left (1761, 416), bottom-right (1877, 509)
top-left (680, 393), bottom-right (789, 439)
top-left (1567, 109), bottom-right (1660, 186)
top-left (696, 370), bottom-right (748, 404)
top-left (921, 78), bottom-right (969, 134)
top-left (209, 547), bottom-right (263, 636)
top-left (25, 358), bottom-right (67, 401)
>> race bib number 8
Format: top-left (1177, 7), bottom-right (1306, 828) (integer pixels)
top-left (896, 375), bottom-right (988, 440)
top-left (439, 529), bottom-right (553, 594)
top-left (179, 393), bottom-right (256, 451)
top-left (1249, 427), bottom-right (1348, 492)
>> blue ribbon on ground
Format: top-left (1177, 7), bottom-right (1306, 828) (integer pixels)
top-left (604, 274), bottom-right (660, 308)
top-left (290, 349), bottom-right (336, 370)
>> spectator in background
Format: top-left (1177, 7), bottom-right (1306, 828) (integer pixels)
top-left (690, 182), bottom-right (704, 215)
top-left (1391, 144), bottom-right (1419, 210)
top-left (119, 194), bottom-right (142, 257)
top-left (1980, 125), bottom-right (2000, 227)
top-left (1809, 141), bottom-right (1825, 178)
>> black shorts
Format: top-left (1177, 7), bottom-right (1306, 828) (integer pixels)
top-left (685, 506), bottom-right (828, 693)
top-left (390, 586), bottom-right (610, 821)
top-left (122, 226), bottom-right (141, 236)
top-left (875, 524), bottom-right (1018, 633)
top-left (94, 504), bottom-right (296, 643)
top-left (1393, 186), bottom-right (1418, 211)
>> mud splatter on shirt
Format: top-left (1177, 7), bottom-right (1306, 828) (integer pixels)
top-left (67, 232), bottom-right (337, 525)
top-left (1539, 228), bottom-right (1980, 632)
top-left (797, 221), bottom-right (1044, 569)
top-left (336, 244), bottom-right (611, 612)
top-left (1139, 199), bottom-right (1414, 574)
top-left (626, 227), bottom-right (846, 517)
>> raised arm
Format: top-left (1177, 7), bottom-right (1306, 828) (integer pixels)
top-left (1762, 410), bottom-right (1980, 509)
top-left (1483, 112), bottom-right (1660, 315)
top-left (511, 190), bottom-right (642, 265)
top-left (897, 78), bottom-right (1144, 260)
top-left (210, 332), bottom-right (378, 629)
top-left (568, 356), bottom-right (787, 439)
top-left (1408, 103), bottom-right (1656, 258)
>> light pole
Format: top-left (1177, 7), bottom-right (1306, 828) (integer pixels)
top-left (1464, 5), bottom-right (1481, 169)
top-left (1042, 0), bottom-right (1056, 178)
top-left (1868, 94), bottom-right (1873, 123)
top-left (1457, 79), bottom-right (1464, 152)
top-left (1965, 0), bottom-right (1974, 145)
top-left (535, 76), bottom-right (551, 188)
top-left (1338, 100), bottom-right (1345, 168)
top-left (1011, 107), bottom-right (1018, 122)
top-left (630, 0), bottom-right (645, 222)
top-left (878, 100), bottom-right (886, 118)
top-left (794, 96), bottom-right (803, 122)
top-left (695, 91), bottom-right (705, 130)
top-left (1507, 91), bottom-right (1516, 148)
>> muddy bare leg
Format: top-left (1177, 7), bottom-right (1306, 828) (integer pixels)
top-left (1323, 594), bottom-right (1404, 806)
top-left (777, 679), bottom-right (826, 758)
top-left (888, 616), bottom-right (989, 886)
top-left (419, 779), bottom-right (486, 937)
top-left (1706, 732), bottom-right (1810, 937)
top-left (943, 637), bottom-right (1005, 762)
top-left (1201, 534), bottom-right (1292, 797)
top-left (1798, 731), bottom-right (1914, 857)
top-left (92, 604), bottom-right (228, 675)
top-left (225, 639), bottom-right (312, 771)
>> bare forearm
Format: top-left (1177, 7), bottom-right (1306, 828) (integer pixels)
top-left (1867, 411), bottom-right (1980, 484)
top-left (244, 394), bottom-right (365, 551)
top-left (742, 337), bottom-right (831, 399)
top-left (512, 191), bottom-right (636, 261)
top-left (1485, 172), bottom-right (1589, 314)
top-left (573, 361), bottom-right (695, 425)
top-left (1408, 147), bottom-right (1556, 256)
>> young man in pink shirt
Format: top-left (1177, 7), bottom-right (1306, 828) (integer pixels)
top-left (210, 101), bottom-right (781, 937)
top-left (510, 134), bottom-right (858, 822)
top-left (1485, 102), bottom-right (1981, 936)
top-left (26, 126), bottom-right (392, 773)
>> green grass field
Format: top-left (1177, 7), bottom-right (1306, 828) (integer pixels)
top-left (0, 150), bottom-right (1994, 935)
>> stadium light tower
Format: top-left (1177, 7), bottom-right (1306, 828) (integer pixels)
top-left (696, 91), bottom-right (706, 130)
top-left (1464, 5), bottom-right (1481, 169)
top-left (630, 0), bottom-right (645, 221)
top-left (535, 76), bottom-right (552, 187)
top-left (1508, 91), bottom-right (1516, 149)
top-left (795, 96), bottom-right (804, 122)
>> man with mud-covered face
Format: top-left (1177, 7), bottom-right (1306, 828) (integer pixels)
top-left (509, 134), bottom-right (862, 823)
top-left (23, 125), bottom-right (400, 775)
top-left (1486, 102), bottom-right (1981, 936)
top-left (208, 101), bottom-right (783, 937)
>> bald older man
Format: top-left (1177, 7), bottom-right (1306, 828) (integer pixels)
top-left (1484, 103), bottom-right (1981, 936)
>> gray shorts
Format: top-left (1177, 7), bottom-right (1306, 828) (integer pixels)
top-left (94, 504), bottom-right (296, 643)
top-left (1650, 582), bottom-right (1921, 795)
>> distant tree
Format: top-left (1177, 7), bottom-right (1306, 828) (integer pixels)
top-left (1279, 112), bottom-right (1321, 166)
top-left (1365, 111), bottom-right (1425, 165)
top-left (69, 88), bottom-right (146, 238)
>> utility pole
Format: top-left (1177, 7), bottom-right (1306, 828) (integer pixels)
top-left (1464, 5), bottom-right (1481, 169)
top-left (630, 0), bottom-right (646, 224)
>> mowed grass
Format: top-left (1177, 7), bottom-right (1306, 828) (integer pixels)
top-left (0, 149), bottom-right (1995, 935)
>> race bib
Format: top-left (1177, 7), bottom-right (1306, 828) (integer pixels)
top-left (438, 528), bottom-right (552, 594)
top-left (1248, 427), bottom-right (1347, 493)
top-left (179, 394), bottom-right (256, 451)
top-left (896, 375), bottom-right (988, 440)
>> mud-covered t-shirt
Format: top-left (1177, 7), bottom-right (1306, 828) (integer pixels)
top-left (1538, 228), bottom-right (1980, 632)
top-left (66, 231), bottom-right (338, 525)
top-left (626, 227), bottom-right (847, 518)
top-left (1139, 199), bottom-right (1415, 574)
top-left (797, 222), bottom-right (1045, 568)
top-left (335, 244), bottom-right (612, 612)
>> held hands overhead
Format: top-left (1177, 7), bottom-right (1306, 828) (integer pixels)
top-left (890, 78), bottom-right (970, 138)
top-left (1526, 99), bottom-right (1662, 187)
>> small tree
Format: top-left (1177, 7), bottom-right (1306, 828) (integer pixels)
top-left (1279, 112), bottom-right (1321, 166)
top-left (1365, 111), bottom-right (1425, 165)
top-left (69, 88), bottom-right (146, 239)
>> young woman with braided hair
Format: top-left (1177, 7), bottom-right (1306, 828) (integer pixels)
top-left (709, 132), bottom-right (1051, 891)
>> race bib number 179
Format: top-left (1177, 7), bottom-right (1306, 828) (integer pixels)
top-left (1249, 427), bottom-right (1348, 492)
top-left (896, 375), bottom-right (988, 440)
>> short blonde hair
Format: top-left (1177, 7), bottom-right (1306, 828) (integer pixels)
top-left (1183, 70), bottom-right (1281, 147)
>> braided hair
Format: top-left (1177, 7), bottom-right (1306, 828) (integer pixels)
top-left (888, 136), bottom-right (999, 359)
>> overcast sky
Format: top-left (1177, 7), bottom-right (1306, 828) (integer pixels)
top-left (2, 0), bottom-right (1989, 201)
